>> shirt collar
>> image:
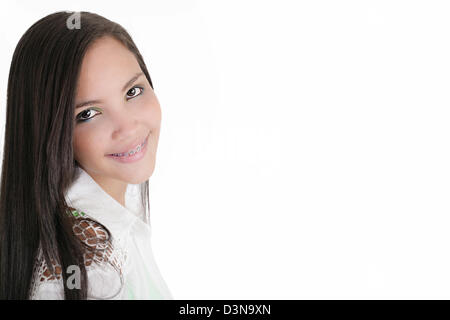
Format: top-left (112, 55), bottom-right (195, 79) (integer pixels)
top-left (64, 166), bottom-right (143, 238)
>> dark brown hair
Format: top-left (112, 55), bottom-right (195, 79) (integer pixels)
top-left (0, 11), bottom-right (153, 299)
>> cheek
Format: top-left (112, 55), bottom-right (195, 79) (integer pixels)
top-left (142, 95), bottom-right (161, 128)
top-left (73, 129), bottom-right (104, 162)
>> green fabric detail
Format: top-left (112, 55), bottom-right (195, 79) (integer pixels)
top-left (125, 269), bottom-right (163, 299)
top-left (70, 209), bottom-right (86, 217)
top-left (127, 283), bottom-right (135, 300)
top-left (142, 266), bottom-right (163, 299)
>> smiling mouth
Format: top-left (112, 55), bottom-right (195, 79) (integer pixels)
top-left (108, 135), bottom-right (149, 158)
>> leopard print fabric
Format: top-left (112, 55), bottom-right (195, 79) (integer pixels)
top-left (29, 207), bottom-right (127, 298)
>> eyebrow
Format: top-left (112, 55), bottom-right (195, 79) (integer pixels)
top-left (75, 72), bottom-right (144, 109)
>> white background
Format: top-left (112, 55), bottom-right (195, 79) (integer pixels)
top-left (1, 0), bottom-right (450, 299)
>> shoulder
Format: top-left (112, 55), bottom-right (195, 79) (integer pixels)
top-left (68, 206), bottom-right (115, 266)
top-left (70, 208), bottom-right (109, 246)
top-left (29, 208), bottom-right (126, 299)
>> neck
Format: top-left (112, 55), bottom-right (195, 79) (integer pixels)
top-left (88, 172), bottom-right (128, 207)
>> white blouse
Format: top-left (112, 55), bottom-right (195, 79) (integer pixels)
top-left (29, 166), bottom-right (173, 300)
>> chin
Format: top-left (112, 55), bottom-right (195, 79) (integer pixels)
top-left (126, 165), bottom-right (155, 185)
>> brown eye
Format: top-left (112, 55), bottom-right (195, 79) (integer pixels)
top-left (126, 86), bottom-right (144, 99)
top-left (76, 109), bottom-right (100, 122)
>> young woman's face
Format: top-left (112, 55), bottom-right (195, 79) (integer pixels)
top-left (73, 36), bottom-right (161, 187)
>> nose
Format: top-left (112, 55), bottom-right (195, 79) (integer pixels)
top-left (109, 107), bottom-right (140, 141)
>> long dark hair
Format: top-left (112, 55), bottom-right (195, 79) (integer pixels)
top-left (0, 11), bottom-right (153, 299)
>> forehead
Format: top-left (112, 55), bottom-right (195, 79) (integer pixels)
top-left (75, 36), bottom-right (141, 97)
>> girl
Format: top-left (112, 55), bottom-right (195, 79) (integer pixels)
top-left (0, 11), bottom-right (173, 300)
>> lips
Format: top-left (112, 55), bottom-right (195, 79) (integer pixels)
top-left (106, 134), bottom-right (149, 156)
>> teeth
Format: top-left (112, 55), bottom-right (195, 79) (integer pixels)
top-left (111, 139), bottom-right (146, 157)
